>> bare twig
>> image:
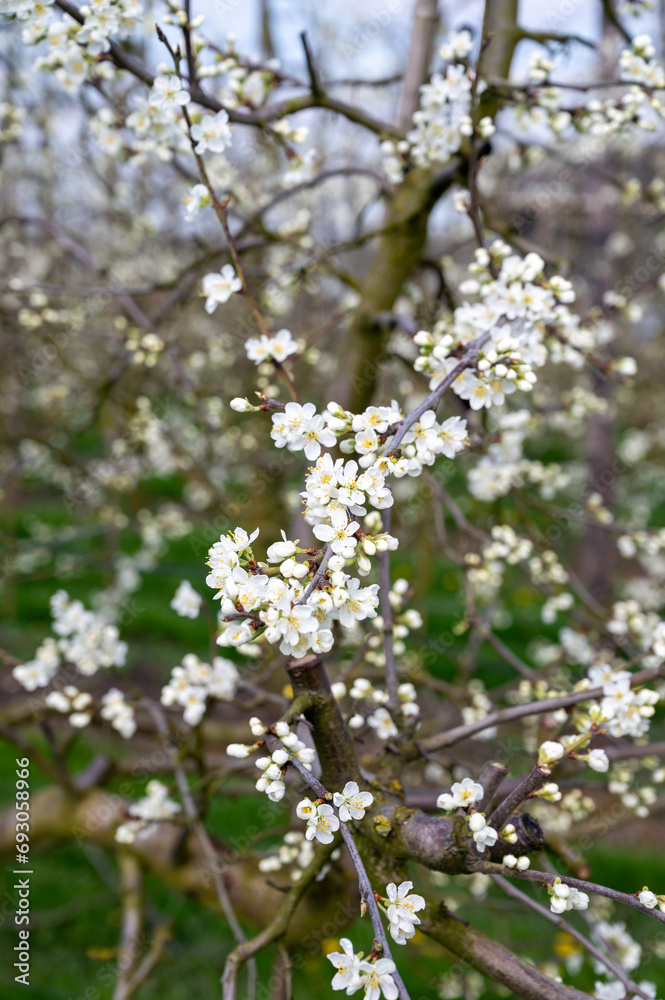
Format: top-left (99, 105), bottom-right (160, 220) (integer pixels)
top-left (221, 838), bottom-right (335, 1000)
top-left (299, 32), bottom-right (322, 98)
top-left (491, 875), bottom-right (653, 1000)
top-left (54, 0), bottom-right (399, 137)
top-left (113, 853), bottom-right (144, 1000)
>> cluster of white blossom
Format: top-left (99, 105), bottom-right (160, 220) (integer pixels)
top-left (244, 328), bottom-right (299, 366)
top-left (12, 636), bottom-right (60, 690)
top-left (100, 687), bottom-right (136, 738)
top-left (295, 798), bottom-right (339, 843)
top-left (327, 881), bottom-right (426, 994)
top-left (330, 401), bottom-right (468, 476)
top-left (594, 921), bottom-right (642, 974)
top-left (50, 589), bottom-right (128, 675)
top-left (45, 685), bottom-right (93, 729)
top-left (408, 64), bottom-right (474, 169)
top-left (594, 981), bottom-right (657, 1000)
top-left (191, 109), bottom-right (232, 154)
top-left (327, 940), bottom-right (399, 998)
top-left (382, 880), bottom-right (427, 945)
top-left (258, 829), bottom-right (340, 882)
top-left (414, 246), bottom-right (578, 409)
top-left (270, 402), bottom-right (337, 460)
top-left (619, 34), bottom-right (665, 90)
top-left (12, 590), bottom-right (127, 690)
top-left (206, 493), bottom-right (393, 656)
top-left (435, 778), bottom-right (503, 853)
top-left (459, 680), bottom-right (498, 741)
top-left (125, 95), bottom-right (190, 161)
top-left (293, 781), bottom-right (374, 845)
top-left (115, 780), bottom-right (181, 844)
top-left (226, 718), bottom-right (316, 802)
top-left (591, 664), bottom-right (659, 740)
top-left (235, 392), bottom-right (468, 479)
top-left (160, 652), bottom-right (239, 726)
top-left (617, 526), bottom-right (665, 562)
top-left (436, 776), bottom-right (484, 811)
top-left (339, 678), bottom-right (418, 738)
top-left (548, 878), bottom-right (590, 914)
top-left (513, 34), bottom-right (665, 140)
top-left (466, 812), bottom-right (498, 853)
top-left (14, 0), bottom-right (142, 88)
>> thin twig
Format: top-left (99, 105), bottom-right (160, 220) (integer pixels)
top-left (121, 925), bottom-right (172, 999)
top-left (386, 322), bottom-right (504, 455)
top-left (113, 853), bottom-right (144, 1000)
top-left (475, 862), bottom-right (665, 926)
top-left (491, 875), bottom-right (653, 1000)
top-left (420, 665), bottom-right (664, 753)
top-left (264, 734), bottom-right (412, 1000)
top-left (221, 838), bottom-right (335, 1000)
top-left (377, 507), bottom-right (399, 711)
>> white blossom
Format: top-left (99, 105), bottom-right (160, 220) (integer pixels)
top-left (246, 328), bottom-right (298, 365)
top-left (170, 580), bottom-right (202, 619)
top-left (358, 958), bottom-right (399, 1000)
top-left (333, 781), bottom-right (374, 822)
top-left (202, 265), bottom-right (242, 313)
top-left (327, 938), bottom-right (362, 993)
top-left (149, 74), bottom-right (191, 109)
top-left (190, 110), bottom-right (232, 153)
top-left (367, 707), bottom-right (398, 740)
top-left (437, 777), bottom-right (484, 811)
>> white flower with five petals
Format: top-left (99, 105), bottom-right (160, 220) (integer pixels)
top-left (333, 781), bottom-right (374, 822)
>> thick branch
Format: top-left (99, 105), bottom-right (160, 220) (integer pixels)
top-left (397, 0), bottom-right (439, 132)
top-left (286, 654), bottom-right (360, 788)
top-left (422, 907), bottom-right (593, 1000)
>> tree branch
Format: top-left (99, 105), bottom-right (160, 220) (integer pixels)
top-left (491, 875), bottom-right (654, 1000)
top-left (488, 764), bottom-right (552, 831)
top-left (475, 862), bottom-right (665, 926)
top-left (263, 734), bottom-right (412, 1000)
top-left (419, 665), bottom-right (664, 753)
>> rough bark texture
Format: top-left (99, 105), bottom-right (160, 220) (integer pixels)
top-left (287, 653), bottom-right (361, 787)
top-left (424, 908), bottom-right (594, 1000)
